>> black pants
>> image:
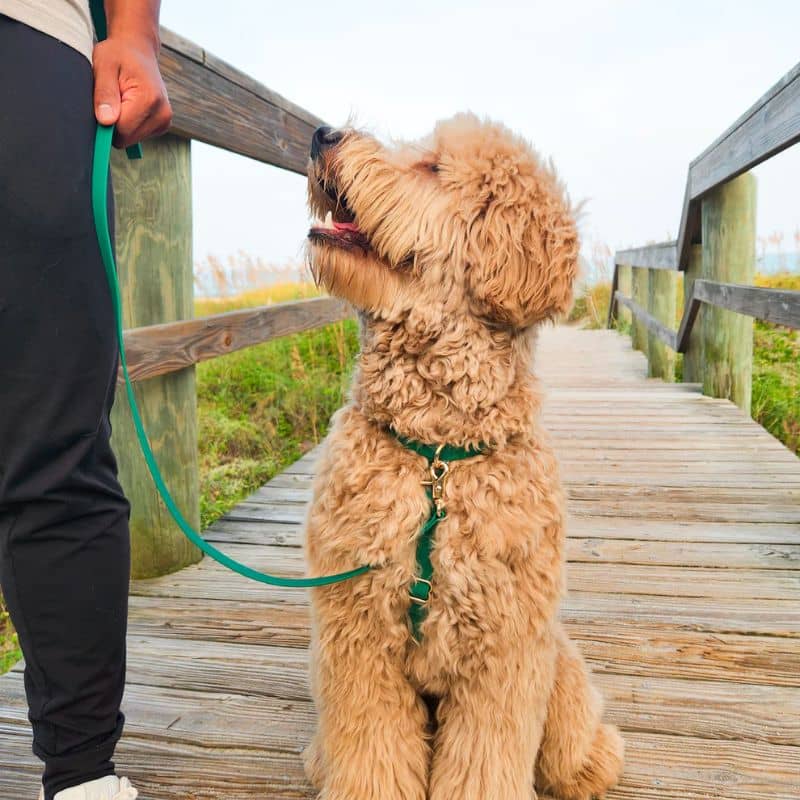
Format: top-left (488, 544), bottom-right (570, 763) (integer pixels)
top-left (0, 17), bottom-right (130, 800)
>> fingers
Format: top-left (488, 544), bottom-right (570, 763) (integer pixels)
top-left (91, 38), bottom-right (173, 149)
top-left (115, 88), bottom-right (172, 148)
top-left (93, 45), bottom-right (122, 126)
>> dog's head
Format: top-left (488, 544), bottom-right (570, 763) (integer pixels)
top-left (307, 113), bottom-right (577, 331)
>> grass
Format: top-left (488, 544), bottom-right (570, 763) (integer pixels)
top-left (575, 273), bottom-right (799, 458)
top-left (0, 609), bottom-right (20, 674)
top-left (0, 280), bottom-right (359, 674)
top-left (752, 273), bottom-right (800, 455)
top-left (195, 281), bottom-right (359, 527)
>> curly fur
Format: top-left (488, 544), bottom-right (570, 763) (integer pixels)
top-left (303, 114), bottom-right (624, 799)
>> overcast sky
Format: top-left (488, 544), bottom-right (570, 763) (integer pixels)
top-left (159, 0), bottom-right (800, 273)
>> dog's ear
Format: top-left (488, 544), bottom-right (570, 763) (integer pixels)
top-left (464, 164), bottom-right (578, 329)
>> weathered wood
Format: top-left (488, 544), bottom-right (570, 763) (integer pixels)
top-left (123, 297), bottom-right (352, 382)
top-left (614, 63), bottom-right (800, 275)
top-left (680, 244), bottom-right (703, 379)
top-left (614, 293), bottom-right (677, 350)
top-left (3, 326), bottom-right (800, 800)
top-left (692, 279), bottom-right (800, 330)
top-left (158, 28), bottom-right (324, 173)
top-left (647, 269), bottom-right (677, 380)
top-left (630, 267), bottom-right (650, 354)
top-left (110, 136), bottom-right (202, 578)
top-left (615, 242), bottom-right (678, 271)
top-left (677, 60), bottom-right (800, 268)
top-left (616, 264), bottom-right (632, 328)
top-left (700, 172), bottom-right (756, 413)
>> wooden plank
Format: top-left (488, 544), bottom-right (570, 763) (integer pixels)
top-left (647, 268), bottom-right (677, 380)
top-left (690, 62), bottom-right (800, 200)
top-left (123, 297), bottom-right (352, 382)
top-left (608, 732), bottom-right (800, 800)
top-left (615, 292), bottom-right (678, 350)
top-left (692, 280), bottom-right (800, 330)
top-left (615, 241), bottom-right (678, 271)
top-left (570, 619), bottom-right (800, 684)
top-left (677, 61), bottom-right (800, 268)
top-left (123, 594), bottom-right (800, 684)
top-left (158, 28), bottom-right (324, 173)
top-left (596, 673), bottom-right (800, 745)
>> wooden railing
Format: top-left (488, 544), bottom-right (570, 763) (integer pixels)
top-left (110, 29), bottom-right (351, 578)
top-left (608, 61), bottom-right (800, 413)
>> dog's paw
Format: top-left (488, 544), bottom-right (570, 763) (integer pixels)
top-left (541, 723), bottom-right (625, 800)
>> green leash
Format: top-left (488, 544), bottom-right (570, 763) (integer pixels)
top-left (92, 124), bottom-right (369, 588)
top-left (89, 0), bottom-right (368, 588)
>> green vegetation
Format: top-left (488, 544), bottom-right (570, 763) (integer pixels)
top-left (752, 274), bottom-right (800, 455)
top-left (0, 609), bottom-right (19, 674)
top-left (575, 274), bottom-right (799, 458)
top-left (195, 282), bottom-right (359, 527)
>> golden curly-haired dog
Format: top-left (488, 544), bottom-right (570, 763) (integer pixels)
top-left (303, 114), bottom-right (624, 800)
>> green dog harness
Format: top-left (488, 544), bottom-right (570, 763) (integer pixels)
top-left (394, 436), bottom-right (487, 641)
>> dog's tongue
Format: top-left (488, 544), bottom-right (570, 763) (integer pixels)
top-left (333, 221), bottom-right (360, 232)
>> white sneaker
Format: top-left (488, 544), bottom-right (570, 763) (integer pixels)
top-left (39, 776), bottom-right (138, 800)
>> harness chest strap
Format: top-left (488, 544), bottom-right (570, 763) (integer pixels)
top-left (394, 436), bottom-right (488, 640)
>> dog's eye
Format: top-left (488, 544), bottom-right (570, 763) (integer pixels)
top-left (429, 164), bottom-right (440, 173)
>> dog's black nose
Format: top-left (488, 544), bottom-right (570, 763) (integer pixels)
top-left (311, 126), bottom-right (344, 160)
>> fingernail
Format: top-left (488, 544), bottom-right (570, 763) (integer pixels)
top-left (97, 103), bottom-right (114, 121)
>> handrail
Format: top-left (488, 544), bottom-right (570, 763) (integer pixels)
top-left (614, 61), bottom-right (800, 273)
top-left (613, 280), bottom-right (800, 355)
top-left (122, 297), bottom-right (352, 383)
top-left (158, 27), bottom-right (324, 174)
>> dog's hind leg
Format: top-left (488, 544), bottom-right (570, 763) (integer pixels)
top-left (534, 626), bottom-right (624, 800)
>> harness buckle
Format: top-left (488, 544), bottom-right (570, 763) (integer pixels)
top-left (409, 576), bottom-right (433, 606)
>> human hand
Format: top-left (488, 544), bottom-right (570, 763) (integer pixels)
top-left (93, 34), bottom-right (172, 148)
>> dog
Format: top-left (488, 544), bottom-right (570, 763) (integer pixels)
top-left (303, 114), bottom-right (624, 800)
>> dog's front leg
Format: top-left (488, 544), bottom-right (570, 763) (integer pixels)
top-left (307, 632), bottom-right (429, 800)
top-left (428, 635), bottom-right (556, 800)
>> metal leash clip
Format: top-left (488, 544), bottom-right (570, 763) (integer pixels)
top-left (422, 443), bottom-right (451, 517)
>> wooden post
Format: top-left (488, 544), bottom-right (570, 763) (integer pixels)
top-left (700, 172), bottom-right (756, 414)
top-left (616, 264), bottom-right (632, 330)
top-left (110, 135), bottom-right (203, 578)
top-left (631, 266), bottom-right (650, 357)
top-left (682, 244), bottom-right (703, 383)
top-left (647, 269), bottom-right (677, 380)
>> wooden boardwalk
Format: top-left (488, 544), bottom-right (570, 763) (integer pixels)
top-left (1, 325), bottom-right (799, 799)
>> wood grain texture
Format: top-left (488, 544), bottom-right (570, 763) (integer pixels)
top-left (122, 297), bottom-right (353, 382)
top-left (692, 279), bottom-right (800, 330)
top-left (109, 136), bottom-right (202, 577)
top-left (647, 269), bottom-right (677, 380)
top-left (615, 242), bottom-right (678, 271)
top-left (631, 267), bottom-right (650, 354)
top-left (2, 326), bottom-right (799, 799)
top-left (614, 293), bottom-right (677, 350)
top-left (158, 28), bottom-right (324, 173)
top-left (700, 173), bottom-right (756, 414)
